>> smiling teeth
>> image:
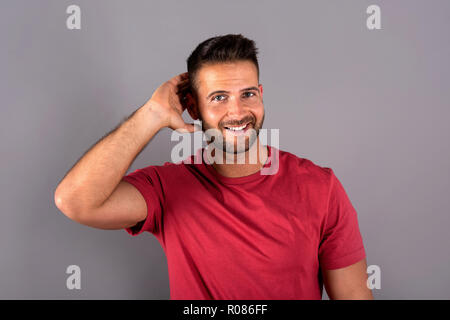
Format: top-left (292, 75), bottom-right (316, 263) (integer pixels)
top-left (226, 124), bottom-right (247, 131)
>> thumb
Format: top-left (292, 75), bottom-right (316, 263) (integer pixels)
top-left (174, 123), bottom-right (199, 134)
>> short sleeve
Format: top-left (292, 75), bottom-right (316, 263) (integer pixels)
top-left (318, 169), bottom-right (366, 270)
top-left (121, 166), bottom-right (164, 236)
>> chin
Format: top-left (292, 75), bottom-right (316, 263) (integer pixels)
top-left (223, 135), bottom-right (259, 154)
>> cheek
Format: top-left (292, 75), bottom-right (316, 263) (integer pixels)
top-left (199, 106), bottom-right (222, 125)
top-left (254, 103), bottom-right (265, 119)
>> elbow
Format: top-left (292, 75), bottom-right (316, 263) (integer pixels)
top-left (54, 187), bottom-right (84, 223)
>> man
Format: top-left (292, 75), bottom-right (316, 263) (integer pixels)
top-left (54, 34), bottom-right (373, 300)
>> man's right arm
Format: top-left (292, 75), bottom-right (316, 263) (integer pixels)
top-left (54, 72), bottom-right (196, 230)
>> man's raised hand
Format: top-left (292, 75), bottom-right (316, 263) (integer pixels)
top-left (146, 72), bottom-right (198, 133)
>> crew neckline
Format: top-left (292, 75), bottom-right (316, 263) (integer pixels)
top-left (201, 145), bottom-right (277, 185)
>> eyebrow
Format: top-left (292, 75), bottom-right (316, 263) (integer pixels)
top-left (206, 86), bottom-right (259, 100)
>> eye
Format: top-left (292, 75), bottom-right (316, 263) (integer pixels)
top-left (212, 95), bottom-right (226, 102)
top-left (243, 91), bottom-right (255, 98)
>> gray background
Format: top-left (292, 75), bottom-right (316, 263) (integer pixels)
top-left (1, 0), bottom-right (449, 299)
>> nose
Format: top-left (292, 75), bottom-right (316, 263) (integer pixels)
top-left (226, 96), bottom-right (246, 119)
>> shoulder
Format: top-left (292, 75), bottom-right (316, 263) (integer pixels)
top-left (129, 147), bottom-right (206, 178)
top-left (141, 153), bottom-right (206, 179)
top-left (146, 160), bottom-right (186, 174)
top-left (277, 148), bottom-right (334, 185)
top-left (127, 160), bottom-right (185, 179)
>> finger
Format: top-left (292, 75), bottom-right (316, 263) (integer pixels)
top-left (177, 79), bottom-right (190, 90)
top-left (176, 82), bottom-right (192, 95)
top-left (176, 84), bottom-right (191, 95)
top-left (173, 72), bottom-right (189, 83)
top-left (168, 73), bottom-right (188, 87)
top-left (175, 123), bottom-right (198, 134)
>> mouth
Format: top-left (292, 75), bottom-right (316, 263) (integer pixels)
top-left (223, 122), bottom-right (251, 135)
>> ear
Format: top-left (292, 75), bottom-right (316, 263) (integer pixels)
top-left (185, 92), bottom-right (200, 120)
top-left (258, 84), bottom-right (263, 99)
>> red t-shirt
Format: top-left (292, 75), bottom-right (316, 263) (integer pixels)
top-left (122, 145), bottom-right (366, 300)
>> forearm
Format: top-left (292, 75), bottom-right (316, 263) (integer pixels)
top-left (329, 287), bottom-right (374, 300)
top-left (54, 101), bottom-right (166, 215)
top-left (322, 259), bottom-right (374, 300)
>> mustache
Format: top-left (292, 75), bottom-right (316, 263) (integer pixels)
top-left (221, 116), bottom-right (255, 127)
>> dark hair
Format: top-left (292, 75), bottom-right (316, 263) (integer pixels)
top-left (186, 34), bottom-right (259, 91)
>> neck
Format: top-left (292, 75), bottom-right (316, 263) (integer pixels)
top-left (210, 139), bottom-right (268, 178)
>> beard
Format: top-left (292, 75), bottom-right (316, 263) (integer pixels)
top-left (201, 113), bottom-right (265, 154)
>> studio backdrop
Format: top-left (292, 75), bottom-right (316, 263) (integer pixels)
top-left (1, 0), bottom-right (449, 299)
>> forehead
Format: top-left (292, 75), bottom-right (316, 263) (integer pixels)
top-left (195, 60), bottom-right (258, 95)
